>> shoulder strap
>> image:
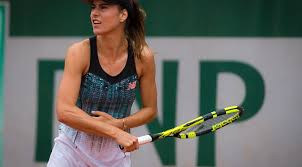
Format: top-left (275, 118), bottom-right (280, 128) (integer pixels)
top-left (127, 42), bottom-right (137, 76)
top-left (88, 36), bottom-right (99, 74)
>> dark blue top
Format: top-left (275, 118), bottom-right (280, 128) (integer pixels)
top-left (60, 36), bottom-right (138, 141)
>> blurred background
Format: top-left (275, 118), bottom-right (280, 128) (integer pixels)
top-left (1, 0), bottom-right (302, 166)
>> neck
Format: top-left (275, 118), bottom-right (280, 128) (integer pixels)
top-left (96, 31), bottom-right (128, 60)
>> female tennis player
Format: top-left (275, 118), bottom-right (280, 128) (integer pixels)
top-left (47, 0), bottom-right (157, 166)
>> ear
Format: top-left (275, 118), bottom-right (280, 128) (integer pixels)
top-left (119, 9), bottom-right (128, 23)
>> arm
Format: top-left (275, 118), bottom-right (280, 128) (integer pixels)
top-left (56, 42), bottom-right (138, 151)
top-left (123, 47), bottom-right (158, 129)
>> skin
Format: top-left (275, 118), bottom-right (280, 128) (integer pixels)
top-left (56, 0), bottom-right (157, 152)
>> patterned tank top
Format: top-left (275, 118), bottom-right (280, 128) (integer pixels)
top-left (60, 36), bottom-right (138, 144)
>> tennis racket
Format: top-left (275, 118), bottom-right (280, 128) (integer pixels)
top-left (137, 105), bottom-right (243, 145)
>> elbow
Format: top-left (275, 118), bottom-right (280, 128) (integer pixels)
top-left (56, 105), bottom-right (68, 123)
top-left (56, 109), bottom-right (66, 123)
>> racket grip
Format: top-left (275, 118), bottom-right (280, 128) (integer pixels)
top-left (138, 135), bottom-right (152, 145)
top-left (119, 135), bottom-right (153, 150)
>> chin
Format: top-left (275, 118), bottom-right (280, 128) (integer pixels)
top-left (93, 29), bottom-right (104, 35)
top-left (93, 29), bottom-right (111, 36)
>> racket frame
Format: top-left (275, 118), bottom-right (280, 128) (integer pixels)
top-left (137, 106), bottom-right (243, 145)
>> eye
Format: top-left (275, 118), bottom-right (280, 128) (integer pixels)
top-left (100, 5), bottom-right (109, 10)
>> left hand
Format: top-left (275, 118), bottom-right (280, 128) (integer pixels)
top-left (91, 111), bottom-right (123, 129)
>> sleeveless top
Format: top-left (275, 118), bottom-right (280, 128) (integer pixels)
top-left (59, 36), bottom-right (138, 145)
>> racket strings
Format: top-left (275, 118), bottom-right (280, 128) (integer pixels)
top-left (180, 113), bottom-right (236, 135)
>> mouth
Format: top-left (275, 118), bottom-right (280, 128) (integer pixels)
top-left (92, 19), bottom-right (101, 24)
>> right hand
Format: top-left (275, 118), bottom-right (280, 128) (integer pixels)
top-left (114, 130), bottom-right (139, 152)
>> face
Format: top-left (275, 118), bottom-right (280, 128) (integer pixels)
top-left (90, 0), bottom-right (128, 35)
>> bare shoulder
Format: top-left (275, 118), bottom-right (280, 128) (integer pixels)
top-left (66, 39), bottom-right (90, 59)
top-left (135, 45), bottom-right (156, 78)
top-left (65, 39), bottom-right (90, 74)
top-left (140, 45), bottom-right (155, 63)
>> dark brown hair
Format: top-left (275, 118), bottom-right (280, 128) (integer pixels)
top-left (86, 0), bottom-right (147, 59)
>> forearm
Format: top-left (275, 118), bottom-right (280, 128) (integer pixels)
top-left (124, 107), bottom-right (157, 129)
top-left (57, 105), bottom-right (120, 139)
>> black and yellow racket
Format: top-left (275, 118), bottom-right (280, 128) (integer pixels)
top-left (137, 105), bottom-right (243, 145)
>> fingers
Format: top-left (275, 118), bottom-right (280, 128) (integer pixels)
top-left (98, 112), bottom-right (113, 119)
top-left (123, 138), bottom-right (139, 152)
top-left (91, 111), bottom-right (113, 119)
top-left (91, 111), bottom-right (102, 117)
top-left (92, 116), bottom-right (106, 122)
top-left (115, 131), bottom-right (139, 152)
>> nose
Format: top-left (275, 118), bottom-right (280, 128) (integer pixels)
top-left (91, 8), bottom-right (99, 17)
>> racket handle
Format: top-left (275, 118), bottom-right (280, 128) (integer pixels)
top-left (138, 135), bottom-right (152, 145)
top-left (119, 135), bottom-right (153, 150)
